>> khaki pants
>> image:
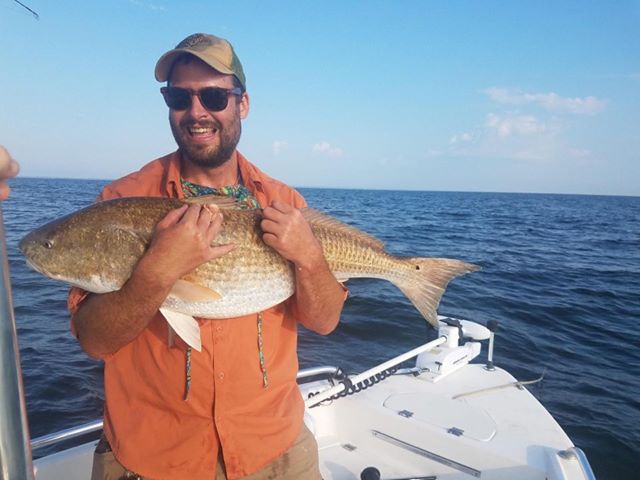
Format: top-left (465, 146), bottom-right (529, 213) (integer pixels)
top-left (91, 425), bottom-right (321, 480)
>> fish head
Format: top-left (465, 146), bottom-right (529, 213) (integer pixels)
top-left (19, 202), bottom-right (149, 293)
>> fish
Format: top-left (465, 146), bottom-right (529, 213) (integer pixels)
top-left (19, 195), bottom-right (479, 351)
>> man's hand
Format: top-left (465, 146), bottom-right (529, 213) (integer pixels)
top-left (0, 146), bottom-right (20, 200)
top-left (261, 200), bottom-right (323, 271)
top-left (143, 203), bottom-right (236, 287)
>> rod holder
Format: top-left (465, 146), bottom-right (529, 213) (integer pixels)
top-left (484, 320), bottom-right (499, 371)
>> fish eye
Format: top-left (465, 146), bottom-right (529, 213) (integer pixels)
top-left (43, 240), bottom-right (53, 249)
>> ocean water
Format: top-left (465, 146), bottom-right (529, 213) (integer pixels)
top-left (3, 177), bottom-right (639, 479)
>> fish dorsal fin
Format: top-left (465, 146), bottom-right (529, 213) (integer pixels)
top-left (301, 208), bottom-right (385, 250)
top-left (181, 195), bottom-right (250, 210)
top-left (159, 308), bottom-right (202, 352)
top-left (169, 279), bottom-right (222, 302)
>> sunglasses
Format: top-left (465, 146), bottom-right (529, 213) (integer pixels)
top-left (160, 86), bottom-right (243, 112)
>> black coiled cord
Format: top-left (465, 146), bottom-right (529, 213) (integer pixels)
top-left (307, 366), bottom-right (399, 407)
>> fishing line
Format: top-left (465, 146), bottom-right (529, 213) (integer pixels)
top-left (12, 0), bottom-right (39, 19)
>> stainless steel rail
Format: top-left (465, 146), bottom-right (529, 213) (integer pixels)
top-left (372, 429), bottom-right (481, 478)
top-left (296, 366), bottom-right (340, 381)
top-left (31, 420), bottom-right (103, 451)
top-left (0, 207), bottom-right (34, 479)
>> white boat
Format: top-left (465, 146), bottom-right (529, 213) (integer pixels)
top-left (30, 316), bottom-right (595, 480)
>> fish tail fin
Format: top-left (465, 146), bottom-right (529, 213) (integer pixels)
top-left (394, 258), bottom-right (479, 329)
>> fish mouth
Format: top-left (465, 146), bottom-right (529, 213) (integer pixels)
top-left (24, 258), bottom-right (46, 276)
top-left (19, 238), bottom-right (52, 278)
top-left (18, 234), bottom-right (45, 274)
top-left (18, 234), bottom-right (31, 256)
top-left (23, 258), bottom-right (70, 285)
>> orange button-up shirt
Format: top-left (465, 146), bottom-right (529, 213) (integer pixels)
top-left (68, 151), bottom-right (312, 479)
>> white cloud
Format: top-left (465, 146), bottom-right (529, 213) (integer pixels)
top-left (486, 113), bottom-right (547, 137)
top-left (445, 113), bottom-right (567, 162)
top-left (449, 132), bottom-right (473, 145)
top-left (312, 141), bottom-right (344, 157)
top-left (484, 87), bottom-right (606, 115)
top-left (272, 140), bottom-right (288, 156)
top-left (440, 85), bottom-right (600, 164)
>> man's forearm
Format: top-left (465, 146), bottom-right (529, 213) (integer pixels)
top-left (73, 257), bottom-right (174, 358)
top-left (292, 256), bottom-right (345, 335)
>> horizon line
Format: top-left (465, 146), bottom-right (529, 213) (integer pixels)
top-left (13, 175), bottom-right (639, 199)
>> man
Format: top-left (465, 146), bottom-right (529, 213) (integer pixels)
top-left (68, 33), bottom-right (346, 479)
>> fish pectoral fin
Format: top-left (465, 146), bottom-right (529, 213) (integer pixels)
top-left (159, 308), bottom-right (202, 352)
top-left (169, 279), bottom-right (222, 302)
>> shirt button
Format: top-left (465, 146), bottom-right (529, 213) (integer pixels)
top-left (218, 372), bottom-right (225, 380)
top-left (215, 326), bottom-right (223, 333)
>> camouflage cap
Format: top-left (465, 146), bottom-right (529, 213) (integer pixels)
top-left (155, 33), bottom-right (246, 89)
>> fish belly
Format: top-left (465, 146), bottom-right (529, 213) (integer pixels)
top-left (161, 269), bottom-right (296, 319)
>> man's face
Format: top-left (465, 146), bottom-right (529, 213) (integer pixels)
top-left (167, 59), bottom-right (249, 169)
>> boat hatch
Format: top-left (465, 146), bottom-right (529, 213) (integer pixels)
top-left (383, 392), bottom-right (497, 442)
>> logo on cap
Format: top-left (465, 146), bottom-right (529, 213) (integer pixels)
top-left (177, 33), bottom-right (213, 51)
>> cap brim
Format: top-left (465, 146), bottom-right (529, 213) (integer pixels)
top-left (155, 49), bottom-right (235, 82)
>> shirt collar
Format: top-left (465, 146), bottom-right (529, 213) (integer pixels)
top-left (163, 149), bottom-right (265, 200)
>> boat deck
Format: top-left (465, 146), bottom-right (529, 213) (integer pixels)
top-left (305, 364), bottom-right (585, 480)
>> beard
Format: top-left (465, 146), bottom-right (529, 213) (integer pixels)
top-left (171, 115), bottom-right (242, 169)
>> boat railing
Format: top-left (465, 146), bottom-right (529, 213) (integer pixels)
top-left (296, 365), bottom-right (341, 382)
top-left (30, 420), bottom-right (103, 451)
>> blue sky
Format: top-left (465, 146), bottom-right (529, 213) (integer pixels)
top-left (1, 1), bottom-right (639, 195)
